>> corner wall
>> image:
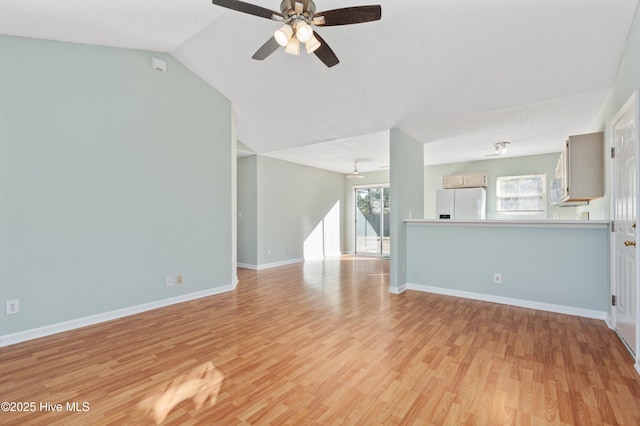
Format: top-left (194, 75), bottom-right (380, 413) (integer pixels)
top-left (237, 156), bottom-right (346, 269)
top-left (237, 155), bottom-right (258, 266)
top-left (389, 129), bottom-right (424, 292)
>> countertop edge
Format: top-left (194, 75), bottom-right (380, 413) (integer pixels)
top-left (404, 219), bottom-right (609, 229)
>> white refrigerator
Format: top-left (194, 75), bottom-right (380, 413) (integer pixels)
top-left (436, 188), bottom-right (486, 220)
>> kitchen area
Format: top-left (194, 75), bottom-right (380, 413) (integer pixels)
top-left (402, 131), bottom-right (610, 320)
top-left (425, 131), bottom-right (604, 222)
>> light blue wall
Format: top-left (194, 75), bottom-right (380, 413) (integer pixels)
top-left (237, 155), bottom-right (258, 266)
top-left (0, 36), bottom-right (234, 336)
top-left (231, 113), bottom-right (238, 283)
top-left (406, 223), bottom-right (609, 312)
top-left (424, 153), bottom-right (577, 220)
top-left (588, 5), bottom-right (640, 219)
top-left (390, 129), bottom-right (424, 291)
top-left (236, 156), bottom-right (345, 268)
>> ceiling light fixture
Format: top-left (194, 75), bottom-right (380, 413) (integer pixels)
top-left (271, 2), bottom-right (326, 58)
top-left (494, 141), bottom-right (510, 154)
top-left (278, 21), bottom-right (318, 56)
top-left (347, 161), bottom-right (365, 179)
top-left (212, 0), bottom-right (382, 67)
top-left (295, 21), bottom-right (313, 43)
top-left (285, 37), bottom-right (300, 55)
top-left (305, 35), bottom-right (321, 53)
top-left (274, 24), bottom-right (294, 47)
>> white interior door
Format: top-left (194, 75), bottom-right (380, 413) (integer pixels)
top-left (613, 91), bottom-right (639, 357)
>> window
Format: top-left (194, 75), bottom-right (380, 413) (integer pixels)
top-left (496, 174), bottom-right (546, 215)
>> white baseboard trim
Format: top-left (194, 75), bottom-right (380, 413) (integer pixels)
top-left (0, 282), bottom-right (238, 347)
top-left (635, 362), bottom-right (640, 376)
top-left (238, 258), bottom-right (304, 271)
top-left (237, 262), bottom-right (257, 270)
top-left (388, 284), bottom-right (407, 295)
top-left (605, 312), bottom-right (613, 329)
top-left (406, 283), bottom-right (608, 321)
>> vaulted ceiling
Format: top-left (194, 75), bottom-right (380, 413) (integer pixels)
top-left (1, 0), bottom-right (638, 173)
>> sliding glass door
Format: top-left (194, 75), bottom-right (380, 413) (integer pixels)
top-left (355, 186), bottom-right (390, 256)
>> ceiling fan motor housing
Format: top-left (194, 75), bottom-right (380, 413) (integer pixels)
top-left (280, 0), bottom-right (316, 19)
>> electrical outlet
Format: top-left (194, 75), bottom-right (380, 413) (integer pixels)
top-left (493, 273), bottom-right (502, 284)
top-left (165, 276), bottom-right (173, 287)
top-left (267, 249), bottom-right (272, 256)
top-left (6, 300), bottom-right (19, 315)
top-left (176, 274), bottom-right (183, 285)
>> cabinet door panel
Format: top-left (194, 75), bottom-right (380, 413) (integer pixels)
top-left (463, 173), bottom-right (486, 187)
top-left (443, 175), bottom-right (464, 188)
top-left (559, 132), bottom-right (603, 202)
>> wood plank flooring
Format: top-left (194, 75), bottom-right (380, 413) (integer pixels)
top-left (1, 256), bottom-right (640, 425)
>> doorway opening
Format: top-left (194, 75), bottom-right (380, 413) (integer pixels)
top-left (355, 186), bottom-right (390, 257)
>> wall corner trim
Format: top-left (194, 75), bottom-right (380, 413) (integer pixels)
top-left (605, 312), bottom-right (613, 329)
top-left (0, 283), bottom-right (237, 347)
top-left (388, 285), bottom-right (407, 295)
top-left (238, 258), bottom-right (304, 271)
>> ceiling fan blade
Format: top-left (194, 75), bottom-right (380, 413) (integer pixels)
top-left (252, 37), bottom-right (280, 60)
top-left (212, 0), bottom-right (282, 20)
top-left (314, 5), bottom-right (381, 26)
top-left (312, 32), bottom-right (339, 68)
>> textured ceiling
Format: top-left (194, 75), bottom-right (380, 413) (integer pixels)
top-left (1, 0), bottom-right (638, 173)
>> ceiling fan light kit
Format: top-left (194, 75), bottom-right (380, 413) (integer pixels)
top-left (295, 21), bottom-right (313, 43)
top-left (305, 35), bottom-right (321, 53)
top-left (274, 24), bottom-right (293, 46)
top-left (211, 0), bottom-right (381, 67)
top-left (285, 37), bottom-right (300, 55)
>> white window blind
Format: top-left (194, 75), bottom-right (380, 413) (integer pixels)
top-left (496, 174), bottom-right (546, 214)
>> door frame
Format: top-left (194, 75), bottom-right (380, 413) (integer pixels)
top-left (354, 184), bottom-right (390, 257)
top-left (610, 89), bottom-right (640, 372)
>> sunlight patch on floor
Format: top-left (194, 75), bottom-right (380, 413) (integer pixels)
top-left (137, 361), bottom-right (224, 424)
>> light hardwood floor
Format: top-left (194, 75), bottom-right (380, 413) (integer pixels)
top-left (1, 256), bottom-right (640, 425)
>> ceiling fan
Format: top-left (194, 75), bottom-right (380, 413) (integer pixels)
top-left (346, 161), bottom-right (365, 179)
top-left (211, 0), bottom-right (382, 67)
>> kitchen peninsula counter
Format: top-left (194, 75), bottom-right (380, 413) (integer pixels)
top-left (404, 219), bottom-right (609, 228)
top-left (402, 218), bottom-right (610, 319)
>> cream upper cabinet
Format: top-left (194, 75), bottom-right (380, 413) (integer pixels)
top-left (442, 172), bottom-right (487, 188)
top-left (442, 174), bottom-right (464, 188)
top-left (558, 131), bottom-right (604, 203)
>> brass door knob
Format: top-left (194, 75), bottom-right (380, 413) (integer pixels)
top-left (625, 240), bottom-right (636, 247)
